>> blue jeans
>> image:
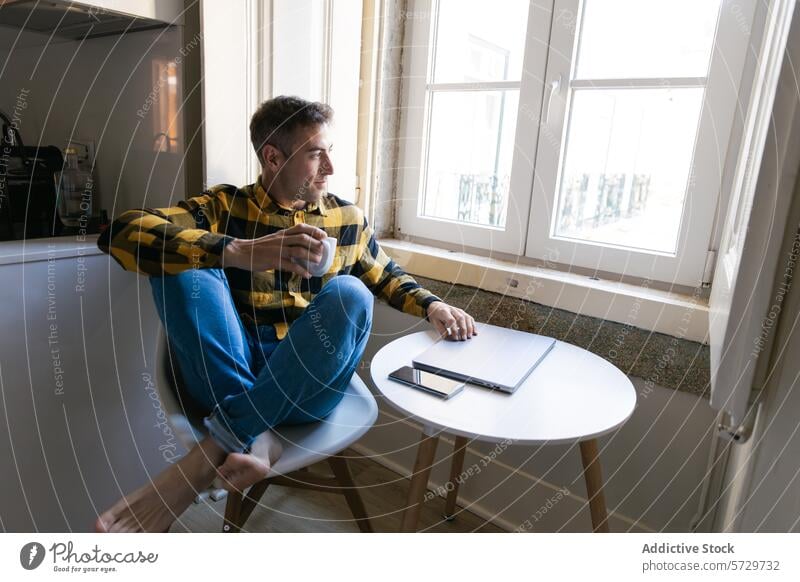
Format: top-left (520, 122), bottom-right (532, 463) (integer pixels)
top-left (149, 269), bottom-right (374, 453)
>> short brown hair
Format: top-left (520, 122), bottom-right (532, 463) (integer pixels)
top-left (249, 95), bottom-right (334, 165)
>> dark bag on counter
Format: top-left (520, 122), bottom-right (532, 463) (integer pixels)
top-left (0, 115), bottom-right (64, 241)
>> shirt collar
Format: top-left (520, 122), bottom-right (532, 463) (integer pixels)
top-left (252, 177), bottom-right (328, 216)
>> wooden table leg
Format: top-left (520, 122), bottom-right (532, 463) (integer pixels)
top-left (579, 438), bottom-right (610, 532)
top-left (401, 429), bottom-right (439, 532)
top-left (443, 435), bottom-right (469, 520)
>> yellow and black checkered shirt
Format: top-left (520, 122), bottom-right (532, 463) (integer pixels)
top-left (97, 180), bottom-right (442, 339)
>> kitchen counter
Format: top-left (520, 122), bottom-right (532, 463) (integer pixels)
top-left (0, 234), bottom-right (103, 266)
top-left (0, 233), bottom-right (171, 530)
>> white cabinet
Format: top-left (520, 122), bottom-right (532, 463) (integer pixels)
top-left (0, 239), bottom-right (174, 531)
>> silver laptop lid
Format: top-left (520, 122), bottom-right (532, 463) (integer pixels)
top-left (412, 323), bottom-right (555, 392)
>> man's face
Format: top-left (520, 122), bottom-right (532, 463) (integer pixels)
top-left (266, 123), bottom-right (334, 205)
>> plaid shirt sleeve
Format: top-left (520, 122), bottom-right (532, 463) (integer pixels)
top-left (352, 216), bottom-right (442, 318)
top-left (96, 189), bottom-right (235, 277)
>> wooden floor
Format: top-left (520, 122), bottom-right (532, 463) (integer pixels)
top-left (171, 449), bottom-right (503, 533)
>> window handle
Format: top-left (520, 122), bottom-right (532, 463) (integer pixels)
top-left (543, 74), bottom-right (563, 125)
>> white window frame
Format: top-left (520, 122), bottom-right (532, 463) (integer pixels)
top-left (397, 0), bottom-right (552, 256)
top-left (397, 0), bottom-right (758, 287)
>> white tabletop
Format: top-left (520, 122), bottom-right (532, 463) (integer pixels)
top-left (370, 330), bottom-right (637, 445)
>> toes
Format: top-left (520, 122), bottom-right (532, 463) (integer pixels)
top-left (220, 476), bottom-right (240, 493)
top-left (227, 473), bottom-right (252, 493)
top-left (250, 431), bottom-right (284, 466)
top-left (215, 467), bottom-right (240, 493)
top-left (224, 452), bottom-right (270, 476)
top-left (217, 454), bottom-right (241, 475)
top-left (94, 516), bottom-right (110, 533)
top-left (215, 452), bottom-right (272, 494)
top-left (216, 466), bottom-right (267, 493)
top-left (223, 475), bottom-right (243, 493)
top-left (96, 504), bottom-right (125, 533)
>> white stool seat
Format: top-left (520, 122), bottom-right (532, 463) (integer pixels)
top-left (154, 331), bottom-right (377, 497)
top-left (269, 373), bottom-right (378, 475)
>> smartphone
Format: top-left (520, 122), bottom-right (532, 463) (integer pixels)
top-left (388, 366), bottom-right (465, 399)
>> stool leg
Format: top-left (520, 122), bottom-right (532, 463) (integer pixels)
top-left (401, 430), bottom-right (439, 532)
top-left (223, 491), bottom-right (243, 533)
top-left (238, 480), bottom-right (271, 528)
top-left (579, 438), bottom-right (610, 532)
top-left (328, 456), bottom-right (374, 533)
top-left (443, 435), bottom-right (469, 520)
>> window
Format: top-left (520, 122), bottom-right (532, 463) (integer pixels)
top-left (398, 0), bottom-right (757, 286)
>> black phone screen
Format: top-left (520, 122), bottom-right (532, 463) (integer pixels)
top-left (388, 366), bottom-right (465, 398)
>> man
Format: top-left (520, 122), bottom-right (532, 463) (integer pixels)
top-left (94, 95), bottom-right (476, 532)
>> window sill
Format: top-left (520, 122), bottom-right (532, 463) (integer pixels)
top-left (380, 238), bottom-right (708, 344)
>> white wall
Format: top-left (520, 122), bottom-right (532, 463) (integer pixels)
top-left (356, 302), bottom-right (718, 532)
top-left (734, 314), bottom-right (800, 532)
top-left (200, 0), bottom-right (258, 188)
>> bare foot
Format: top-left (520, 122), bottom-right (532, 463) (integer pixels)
top-left (95, 437), bottom-right (226, 533)
top-left (213, 430), bottom-right (284, 493)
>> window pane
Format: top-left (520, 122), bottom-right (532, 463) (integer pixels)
top-left (574, 0), bottom-right (720, 79)
top-left (422, 90), bottom-right (519, 228)
top-left (432, 0), bottom-right (529, 83)
top-left (553, 88), bottom-right (703, 254)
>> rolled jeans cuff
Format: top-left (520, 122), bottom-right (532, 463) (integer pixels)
top-left (203, 408), bottom-right (248, 454)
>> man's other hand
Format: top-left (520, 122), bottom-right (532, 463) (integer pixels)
top-left (426, 302), bottom-right (477, 341)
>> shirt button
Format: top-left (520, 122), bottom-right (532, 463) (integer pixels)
top-left (294, 211), bottom-right (304, 224)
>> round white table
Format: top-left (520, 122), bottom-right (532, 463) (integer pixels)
top-left (370, 329), bottom-right (637, 532)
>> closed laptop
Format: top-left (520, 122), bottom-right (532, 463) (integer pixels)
top-left (412, 322), bottom-right (555, 393)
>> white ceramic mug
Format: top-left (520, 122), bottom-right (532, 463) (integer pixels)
top-left (292, 236), bottom-right (337, 277)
